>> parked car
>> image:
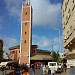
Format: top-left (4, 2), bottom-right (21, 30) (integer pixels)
top-left (48, 62), bottom-right (58, 72)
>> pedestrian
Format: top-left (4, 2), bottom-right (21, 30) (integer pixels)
top-left (43, 65), bottom-right (46, 75)
top-left (22, 65), bottom-right (30, 75)
top-left (10, 65), bottom-right (12, 70)
top-left (63, 64), bottom-right (67, 73)
top-left (48, 68), bottom-right (51, 75)
top-left (50, 64), bottom-right (55, 75)
top-left (32, 64), bottom-right (35, 75)
top-left (0, 67), bottom-right (6, 75)
top-left (45, 65), bottom-right (49, 75)
top-left (16, 69), bottom-right (21, 75)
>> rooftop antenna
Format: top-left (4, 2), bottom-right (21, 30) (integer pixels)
top-left (26, 0), bottom-right (30, 5)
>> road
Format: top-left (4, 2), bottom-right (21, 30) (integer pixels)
top-left (66, 67), bottom-right (75, 75)
top-left (29, 68), bottom-right (65, 75)
top-left (0, 67), bottom-right (74, 75)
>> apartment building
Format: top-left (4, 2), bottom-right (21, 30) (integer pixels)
top-left (62, 0), bottom-right (75, 67)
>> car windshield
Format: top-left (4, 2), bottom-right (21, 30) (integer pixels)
top-left (49, 63), bottom-right (56, 66)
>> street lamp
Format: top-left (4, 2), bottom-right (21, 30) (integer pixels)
top-left (55, 29), bottom-right (61, 53)
top-left (52, 40), bottom-right (54, 52)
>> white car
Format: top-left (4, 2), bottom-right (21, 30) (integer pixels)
top-left (48, 62), bottom-right (58, 72)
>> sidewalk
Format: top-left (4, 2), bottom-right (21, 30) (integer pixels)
top-left (56, 72), bottom-right (66, 75)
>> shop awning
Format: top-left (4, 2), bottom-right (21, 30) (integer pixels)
top-left (30, 55), bottom-right (52, 60)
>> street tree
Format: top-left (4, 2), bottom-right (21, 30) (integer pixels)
top-left (51, 51), bottom-right (60, 63)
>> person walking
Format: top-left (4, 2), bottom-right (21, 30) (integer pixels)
top-left (48, 68), bottom-right (51, 75)
top-left (43, 65), bottom-right (46, 75)
top-left (45, 65), bottom-right (49, 75)
top-left (16, 69), bottom-right (21, 75)
top-left (32, 64), bottom-right (35, 75)
top-left (0, 67), bottom-right (6, 75)
top-left (63, 63), bottom-right (67, 74)
top-left (22, 65), bottom-right (30, 75)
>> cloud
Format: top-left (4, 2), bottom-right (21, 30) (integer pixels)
top-left (0, 36), bottom-right (19, 52)
top-left (4, 0), bottom-right (61, 27)
top-left (31, 0), bottom-right (61, 27)
top-left (32, 34), bottom-right (63, 52)
top-left (32, 34), bottom-right (50, 49)
top-left (3, 0), bottom-right (24, 20)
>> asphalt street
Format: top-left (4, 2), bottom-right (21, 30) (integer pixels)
top-left (29, 68), bottom-right (65, 75)
top-left (66, 67), bottom-right (75, 75)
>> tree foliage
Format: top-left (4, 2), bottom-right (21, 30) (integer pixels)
top-left (0, 46), bottom-right (3, 58)
top-left (51, 51), bottom-right (60, 63)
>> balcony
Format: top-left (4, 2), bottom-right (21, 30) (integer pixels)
top-left (64, 31), bottom-right (75, 49)
top-left (68, 50), bottom-right (75, 54)
top-left (65, 49), bottom-right (75, 59)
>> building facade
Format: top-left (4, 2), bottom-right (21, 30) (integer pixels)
top-left (62, 0), bottom-right (75, 67)
top-left (9, 45), bottom-right (51, 65)
top-left (20, 0), bottom-right (32, 64)
top-left (9, 45), bottom-right (20, 63)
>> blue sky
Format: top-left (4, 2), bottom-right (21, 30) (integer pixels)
top-left (0, 0), bottom-right (63, 53)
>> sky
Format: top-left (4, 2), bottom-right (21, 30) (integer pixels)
top-left (0, 0), bottom-right (63, 53)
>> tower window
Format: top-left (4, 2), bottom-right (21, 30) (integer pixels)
top-left (25, 32), bottom-right (27, 34)
top-left (25, 12), bottom-right (27, 15)
top-left (25, 22), bottom-right (27, 26)
top-left (24, 40), bottom-right (26, 43)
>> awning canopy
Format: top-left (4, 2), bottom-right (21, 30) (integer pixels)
top-left (30, 55), bottom-right (52, 60)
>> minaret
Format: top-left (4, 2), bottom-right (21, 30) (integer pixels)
top-left (20, 0), bottom-right (32, 65)
top-left (26, 0), bottom-right (30, 5)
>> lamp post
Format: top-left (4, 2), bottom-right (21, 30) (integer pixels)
top-left (55, 29), bottom-right (61, 53)
top-left (52, 40), bottom-right (54, 52)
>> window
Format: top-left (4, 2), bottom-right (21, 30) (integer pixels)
top-left (25, 22), bottom-right (27, 26)
top-left (25, 12), bottom-right (27, 15)
top-left (73, 0), bottom-right (74, 3)
top-left (74, 4), bottom-right (75, 9)
top-left (24, 40), bottom-right (26, 43)
top-left (68, 9), bottom-right (71, 19)
top-left (66, 16), bottom-right (68, 25)
top-left (68, 0), bottom-right (69, 2)
top-left (63, 14), bottom-right (64, 17)
top-left (32, 50), bottom-right (35, 53)
top-left (25, 31), bottom-right (27, 34)
top-left (63, 26), bottom-right (65, 30)
top-left (67, 31), bottom-right (69, 34)
top-left (65, 2), bottom-right (67, 11)
top-left (70, 26), bottom-right (73, 32)
top-left (66, 16), bottom-right (68, 21)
